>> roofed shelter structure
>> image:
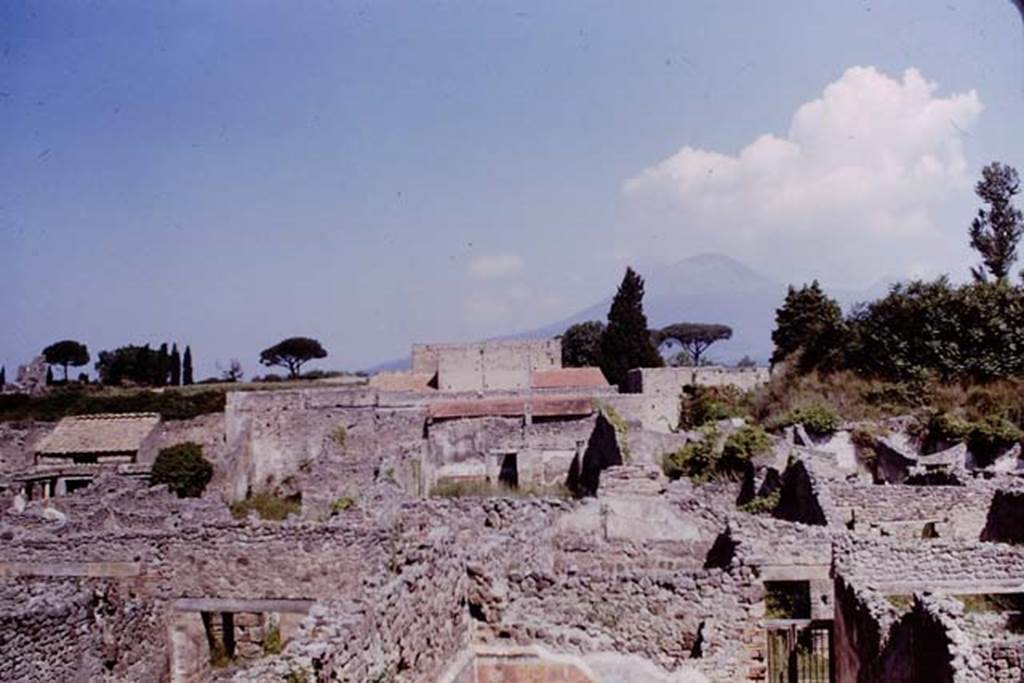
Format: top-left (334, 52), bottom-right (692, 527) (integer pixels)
top-left (21, 413), bottom-right (161, 499)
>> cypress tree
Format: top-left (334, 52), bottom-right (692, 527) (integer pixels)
top-left (0, 366), bottom-right (5, 386)
top-left (45, 366), bottom-right (54, 385)
top-left (599, 267), bottom-right (663, 387)
top-left (138, 344), bottom-right (153, 386)
top-left (156, 343), bottom-right (169, 387)
top-left (183, 346), bottom-right (194, 385)
top-left (170, 344), bottom-right (182, 386)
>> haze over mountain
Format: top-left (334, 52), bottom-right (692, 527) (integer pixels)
top-left (368, 253), bottom-right (892, 372)
top-left (518, 253), bottom-right (892, 365)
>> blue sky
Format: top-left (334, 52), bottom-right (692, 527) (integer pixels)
top-left (2, 1), bottom-right (1023, 377)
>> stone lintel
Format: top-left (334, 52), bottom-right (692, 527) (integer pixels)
top-left (173, 598), bottom-right (315, 613)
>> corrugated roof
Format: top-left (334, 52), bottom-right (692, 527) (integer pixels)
top-left (35, 413), bottom-right (161, 455)
top-left (531, 367), bottom-right (608, 389)
top-left (428, 396), bottom-right (594, 420)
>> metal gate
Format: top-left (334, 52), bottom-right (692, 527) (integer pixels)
top-left (767, 620), bottom-right (834, 683)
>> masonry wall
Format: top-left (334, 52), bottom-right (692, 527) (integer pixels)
top-left (829, 483), bottom-right (995, 540)
top-left (0, 578), bottom-right (168, 683)
top-left (623, 366), bottom-right (770, 395)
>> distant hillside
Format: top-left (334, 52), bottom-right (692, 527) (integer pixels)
top-left (364, 253), bottom-right (891, 372)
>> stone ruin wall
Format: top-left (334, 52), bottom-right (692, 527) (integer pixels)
top-left (834, 574), bottom-right (1024, 683)
top-left (828, 482), bottom-right (996, 540)
top-left (0, 577), bottom-right (167, 683)
top-left (836, 536), bottom-right (1024, 592)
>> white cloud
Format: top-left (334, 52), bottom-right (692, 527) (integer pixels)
top-left (467, 252), bottom-right (524, 278)
top-left (623, 66), bottom-right (983, 285)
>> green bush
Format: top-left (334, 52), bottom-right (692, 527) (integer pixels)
top-left (925, 412), bottom-right (1022, 460)
top-left (720, 426), bottom-right (773, 473)
top-left (662, 426), bottom-right (719, 484)
top-left (229, 492), bottom-right (302, 521)
top-left (778, 403), bottom-right (840, 436)
top-left (967, 416), bottom-right (1022, 460)
top-left (678, 385), bottom-right (749, 430)
top-left (150, 442), bottom-right (213, 498)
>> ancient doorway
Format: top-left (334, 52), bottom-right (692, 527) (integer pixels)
top-left (498, 453), bottom-right (518, 489)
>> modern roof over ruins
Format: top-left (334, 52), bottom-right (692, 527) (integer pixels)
top-left (34, 413), bottom-right (161, 455)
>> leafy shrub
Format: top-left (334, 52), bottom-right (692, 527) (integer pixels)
top-left (967, 416), bottom-right (1022, 461)
top-left (720, 426), bottom-right (773, 473)
top-left (151, 442), bottom-right (213, 498)
top-left (678, 385), bottom-right (748, 430)
top-left (777, 403), bottom-right (840, 436)
top-left (229, 492), bottom-right (302, 521)
top-left (662, 426), bottom-right (719, 484)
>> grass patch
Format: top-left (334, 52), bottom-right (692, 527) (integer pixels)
top-left (330, 424), bottom-right (347, 449)
top-left (229, 491), bottom-right (302, 521)
top-left (330, 496), bottom-right (356, 513)
top-left (262, 625), bottom-right (283, 655)
top-left (957, 593), bottom-right (1024, 614)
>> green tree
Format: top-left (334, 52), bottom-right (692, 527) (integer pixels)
top-left (561, 321), bottom-right (605, 367)
top-left (599, 267), bottom-right (663, 386)
top-left (42, 340), bottom-right (90, 382)
top-left (771, 281), bottom-right (846, 372)
top-left (95, 344), bottom-right (166, 386)
top-left (846, 278), bottom-right (965, 380)
top-left (259, 337), bottom-right (328, 378)
top-left (0, 366), bottom-right (5, 386)
top-left (969, 162), bottom-right (1023, 283)
top-left (151, 442), bottom-right (213, 498)
top-left (45, 367), bottom-right (53, 385)
top-left (170, 344), bottom-right (182, 386)
top-left (183, 346), bottom-right (194, 385)
top-left (656, 323), bottom-right (733, 367)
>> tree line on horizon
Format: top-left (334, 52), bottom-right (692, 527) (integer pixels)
top-left (0, 335), bottom-right (334, 390)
